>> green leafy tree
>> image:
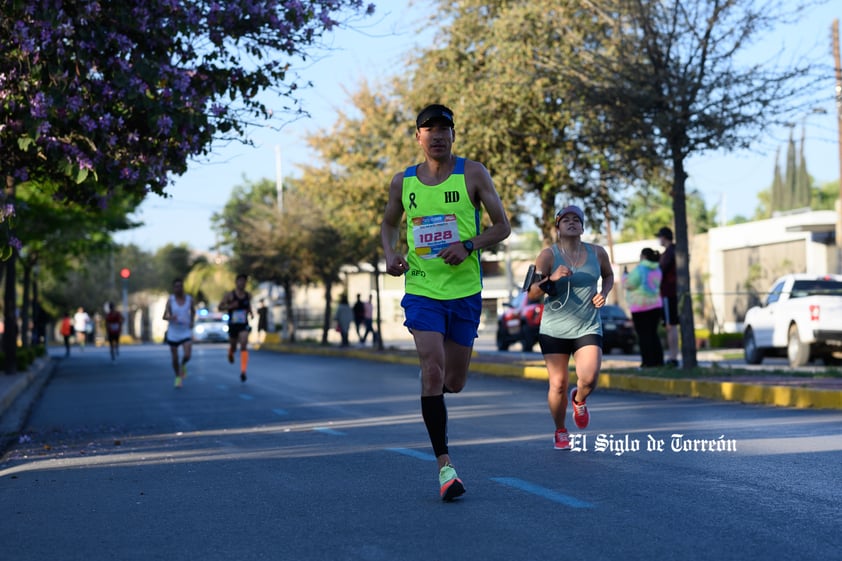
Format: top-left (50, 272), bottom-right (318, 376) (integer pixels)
top-left (298, 83), bottom-right (417, 262)
top-left (12, 182), bottom-right (143, 346)
top-left (617, 187), bottom-right (717, 242)
top-left (402, 0), bottom-right (661, 244)
top-left (559, 0), bottom-right (826, 368)
top-left (769, 148), bottom-right (784, 215)
top-left (306, 224), bottom-right (359, 345)
top-left (812, 179), bottom-right (840, 210)
top-left (794, 127), bottom-right (812, 208)
top-left (185, 262), bottom-right (235, 310)
top-left (153, 244), bottom-right (196, 291)
top-left (212, 178), bottom-right (318, 342)
top-left (784, 132), bottom-right (797, 210)
top-left (297, 83), bottom-right (417, 347)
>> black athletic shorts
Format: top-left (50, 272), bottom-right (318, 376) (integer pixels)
top-left (538, 333), bottom-right (602, 355)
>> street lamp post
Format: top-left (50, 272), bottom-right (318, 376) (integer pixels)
top-left (120, 268), bottom-right (131, 336)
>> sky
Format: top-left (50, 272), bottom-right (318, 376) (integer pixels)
top-left (114, 0), bottom-right (842, 253)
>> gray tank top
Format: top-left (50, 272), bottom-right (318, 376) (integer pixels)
top-left (538, 243), bottom-right (602, 339)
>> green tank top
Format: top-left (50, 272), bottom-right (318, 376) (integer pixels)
top-left (539, 243), bottom-right (603, 339)
top-left (402, 157), bottom-right (482, 300)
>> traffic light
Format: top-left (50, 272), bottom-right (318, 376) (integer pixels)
top-left (120, 268), bottom-right (131, 279)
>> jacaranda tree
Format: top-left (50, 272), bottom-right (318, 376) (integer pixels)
top-left (0, 0), bottom-right (375, 371)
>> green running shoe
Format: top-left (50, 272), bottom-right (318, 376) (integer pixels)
top-left (439, 464), bottom-right (465, 502)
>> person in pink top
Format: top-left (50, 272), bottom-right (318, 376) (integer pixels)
top-left (623, 247), bottom-right (664, 368)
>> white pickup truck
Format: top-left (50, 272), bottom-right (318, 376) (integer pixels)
top-left (743, 274), bottom-right (842, 367)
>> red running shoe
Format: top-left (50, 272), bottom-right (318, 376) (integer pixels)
top-left (570, 388), bottom-right (590, 429)
top-left (554, 429), bottom-right (571, 450)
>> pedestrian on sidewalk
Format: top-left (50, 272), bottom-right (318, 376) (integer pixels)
top-left (623, 248), bottom-right (664, 368)
top-left (657, 226), bottom-right (679, 366)
top-left (381, 103), bottom-right (511, 501)
top-left (352, 293), bottom-right (365, 342)
top-left (335, 294), bottom-right (354, 347)
top-left (526, 205), bottom-right (614, 451)
top-left (163, 279), bottom-right (195, 388)
top-left (257, 298), bottom-right (269, 346)
top-left (360, 294), bottom-right (375, 345)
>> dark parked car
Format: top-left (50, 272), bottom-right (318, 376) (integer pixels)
top-left (496, 292), bottom-right (544, 352)
top-left (496, 296), bottom-right (635, 354)
top-left (600, 304), bottom-right (636, 354)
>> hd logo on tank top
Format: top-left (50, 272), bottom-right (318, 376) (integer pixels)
top-left (407, 190), bottom-right (461, 208)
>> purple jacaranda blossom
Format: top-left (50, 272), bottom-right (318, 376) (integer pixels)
top-left (66, 95), bottom-right (84, 112)
top-left (156, 115), bottom-right (173, 135)
top-left (1, 0), bottom-right (376, 209)
top-left (79, 115), bottom-right (97, 133)
top-left (76, 156), bottom-right (94, 171)
top-left (29, 92), bottom-right (48, 119)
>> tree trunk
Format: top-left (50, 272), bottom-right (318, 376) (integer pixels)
top-left (282, 279), bottom-right (296, 343)
top-left (20, 261), bottom-right (31, 349)
top-left (371, 260), bottom-right (384, 351)
top-left (672, 154), bottom-right (698, 368)
top-left (31, 265), bottom-right (40, 346)
top-left (539, 187), bottom-right (556, 246)
top-left (3, 254), bottom-right (17, 374)
top-left (321, 280), bottom-right (333, 345)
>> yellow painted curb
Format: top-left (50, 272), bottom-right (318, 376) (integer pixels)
top-left (261, 343), bottom-right (842, 410)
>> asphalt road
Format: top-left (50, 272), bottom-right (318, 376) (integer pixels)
top-left (1, 344), bottom-right (840, 561)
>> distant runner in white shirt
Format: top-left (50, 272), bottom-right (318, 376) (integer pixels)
top-left (163, 278), bottom-right (195, 389)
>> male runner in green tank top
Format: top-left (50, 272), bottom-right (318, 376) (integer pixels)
top-left (381, 104), bottom-right (511, 501)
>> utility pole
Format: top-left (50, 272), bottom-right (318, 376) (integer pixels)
top-left (274, 144), bottom-right (287, 340)
top-left (833, 19), bottom-right (842, 247)
top-left (275, 145), bottom-right (283, 212)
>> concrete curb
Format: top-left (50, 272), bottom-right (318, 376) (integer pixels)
top-left (0, 358), bottom-right (51, 414)
top-left (0, 357), bottom-right (57, 453)
top-left (262, 343), bottom-right (842, 410)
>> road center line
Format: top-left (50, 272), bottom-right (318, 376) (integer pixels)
top-left (490, 477), bottom-right (594, 508)
top-left (386, 447), bottom-right (437, 462)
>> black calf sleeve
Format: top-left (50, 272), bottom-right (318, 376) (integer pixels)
top-left (421, 394), bottom-right (449, 457)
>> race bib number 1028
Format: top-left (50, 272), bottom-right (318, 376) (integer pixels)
top-left (412, 214), bottom-right (460, 259)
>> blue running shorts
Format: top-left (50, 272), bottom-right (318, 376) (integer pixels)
top-left (401, 293), bottom-right (482, 347)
